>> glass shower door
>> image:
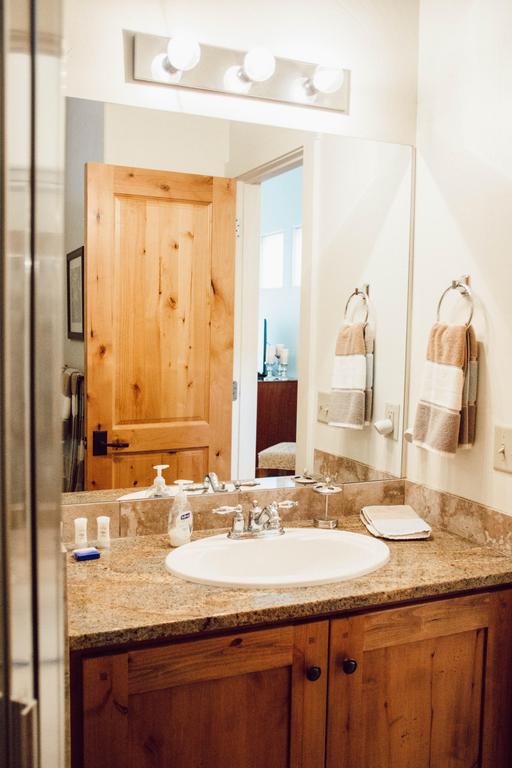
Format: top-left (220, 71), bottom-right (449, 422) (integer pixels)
top-left (1, 0), bottom-right (64, 765)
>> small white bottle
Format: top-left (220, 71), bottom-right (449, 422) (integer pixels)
top-left (168, 480), bottom-right (193, 547)
top-left (96, 516), bottom-right (110, 549)
top-left (74, 517), bottom-right (88, 547)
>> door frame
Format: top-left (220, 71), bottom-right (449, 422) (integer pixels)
top-left (232, 147), bottom-right (310, 479)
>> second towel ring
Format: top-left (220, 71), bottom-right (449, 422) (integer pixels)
top-left (436, 278), bottom-right (474, 327)
top-left (344, 288), bottom-right (369, 324)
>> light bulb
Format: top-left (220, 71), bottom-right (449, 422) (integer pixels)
top-left (242, 46), bottom-right (276, 83)
top-left (311, 65), bottom-right (344, 94)
top-left (166, 34), bottom-right (201, 72)
top-left (224, 65), bottom-right (252, 94)
top-left (151, 53), bottom-right (182, 84)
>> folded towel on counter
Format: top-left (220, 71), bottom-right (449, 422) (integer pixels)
top-left (361, 505), bottom-right (432, 540)
top-left (329, 322), bottom-right (374, 429)
top-left (413, 323), bottom-right (478, 455)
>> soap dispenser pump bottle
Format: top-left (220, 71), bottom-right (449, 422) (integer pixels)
top-left (145, 464), bottom-right (172, 498)
top-left (168, 480), bottom-right (193, 547)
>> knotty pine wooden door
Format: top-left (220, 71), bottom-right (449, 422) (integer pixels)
top-left (85, 163), bottom-right (236, 489)
top-left (81, 622), bottom-right (329, 768)
top-left (326, 591), bottom-right (512, 768)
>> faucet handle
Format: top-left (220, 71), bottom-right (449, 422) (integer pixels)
top-left (213, 504), bottom-right (245, 536)
top-left (277, 500), bottom-right (299, 510)
top-left (212, 504), bottom-right (243, 516)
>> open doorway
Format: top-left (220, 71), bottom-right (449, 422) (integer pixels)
top-left (232, 151), bottom-right (305, 481)
top-left (256, 166), bottom-right (303, 477)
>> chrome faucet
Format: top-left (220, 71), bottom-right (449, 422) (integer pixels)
top-left (204, 472), bottom-right (226, 493)
top-left (213, 499), bottom-right (298, 539)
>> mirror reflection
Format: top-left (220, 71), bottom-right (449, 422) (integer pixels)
top-left (62, 98), bottom-right (412, 495)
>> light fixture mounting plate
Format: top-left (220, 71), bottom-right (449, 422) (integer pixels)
top-left (132, 32), bottom-right (350, 113)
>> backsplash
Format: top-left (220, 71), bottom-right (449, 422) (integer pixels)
top-left (61, 478), bottom-right (512, 556)
top-left (61, 478), bottom-right (405, 544)
top-left (405, 481), bottom-right (512, 556)
top-left (313, 449), bottom-right (398, 483)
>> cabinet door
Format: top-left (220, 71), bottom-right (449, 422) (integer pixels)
top-left (326, 591), bottom-right (512, 768)
top-left (82, 622), bottom-right (328, 768)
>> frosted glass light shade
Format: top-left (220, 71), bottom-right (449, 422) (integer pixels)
top-left (311, 65), bottom-right (344, 94)
top-left (243, 47), bottom-right (276, 82)
top-left (151, 53), bottom-right (182, 83)
top-left (166, 35), bottom-right (201, 72)
top-left (224, 64), bottom-right (252, 94)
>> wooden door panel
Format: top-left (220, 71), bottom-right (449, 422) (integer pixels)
top-left (128, 669), bottom-right (291, 768)
top-left (361, 631), bottom-right (484, 768)
top-left (112, 452), bottom-right (177, 489)
top-left (114, 196), bottom-right (211, 425)
top-left (85, 164), bottom-right (235, 490)
top-left (82, 622), bottom-right (329, 768)
top-left (112, 448), bottom-right (208, 489)
top-left (127, 626), bottom-right (295, 693)
top-left (175, 448), bottom-right (208, 483)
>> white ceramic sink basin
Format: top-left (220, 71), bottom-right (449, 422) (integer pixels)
top-left (165, 528), bottom-right (390, 589)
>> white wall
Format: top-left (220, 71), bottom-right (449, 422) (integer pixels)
top-left (64, 97), bottom-right (104, 369)
top-left (407, 0), bottom-right (512, 513)
top-left (64, 0), bottom-right (419, 146)
top-left (104, 104), bottom-right (230, 175)
top-left (313, 136), bottom-right (412, 477)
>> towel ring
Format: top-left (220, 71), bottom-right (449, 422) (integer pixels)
top-left (344, 288), bottom-right (369, 324)
top-left (436, 279), bottom-right (474, 327)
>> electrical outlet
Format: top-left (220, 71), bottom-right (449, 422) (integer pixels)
top-left (384, 403), bottom-right (400, 440)
top-left (494, 426), bottom-right (512, 474)
top-left (317, 392), bottom-right (330, 424)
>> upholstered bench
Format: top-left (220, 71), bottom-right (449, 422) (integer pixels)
top-left (257, 441), bottom-right (296, 477)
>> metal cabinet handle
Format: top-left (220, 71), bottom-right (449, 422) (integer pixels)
top-left (306, 665), bottom-right (322, 682)
top-left (341, 658), bottom-right (358, 675)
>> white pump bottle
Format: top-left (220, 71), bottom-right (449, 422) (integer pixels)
top-left (168, 480), bottom-right (193, 547)
top-left (144, 464), bottom-right (172, 498)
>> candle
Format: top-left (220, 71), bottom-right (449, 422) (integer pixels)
top-left (266, 344), bottom-right (276, 363)
top-left (275, 344), bottom-right (285, 357)
top-left (280, 347), bottom-right (289, 364)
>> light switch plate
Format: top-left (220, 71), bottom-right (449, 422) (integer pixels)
top-left (317, 392), bottom-right (330, 424)
top-left (384, 403), bottom-right (400, 440)
top-left (494, 425), bottom-right (512, 473)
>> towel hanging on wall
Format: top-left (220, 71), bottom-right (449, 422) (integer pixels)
top-left (329, 321), bottom-right (374, 429)
top-left (412, 323), bottom-right (478, 455)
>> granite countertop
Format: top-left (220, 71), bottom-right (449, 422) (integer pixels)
top-left (67, 517), bottom-right (512, 652)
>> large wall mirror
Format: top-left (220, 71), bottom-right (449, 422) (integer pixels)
top-left (62, 97), bottom-right (413, 496)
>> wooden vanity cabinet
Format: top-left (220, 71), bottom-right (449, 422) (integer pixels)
top-left (326, 590), bottom-right (512, 768)
top-left (81, 621), bottom-right (329, 768)
top-left (77, 589), bottom-right (512, 768)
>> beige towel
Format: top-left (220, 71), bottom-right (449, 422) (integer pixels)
top-left (413, 323), bottom-right (478, 455)
top-left (329, 322), bottom-right (373, 429)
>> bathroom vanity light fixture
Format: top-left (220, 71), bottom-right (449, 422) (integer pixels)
top-left (133, 32), bottom-right (350, 113)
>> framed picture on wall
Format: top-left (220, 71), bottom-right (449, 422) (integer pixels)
top-left (67, 246), bottom-right (84, 340)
